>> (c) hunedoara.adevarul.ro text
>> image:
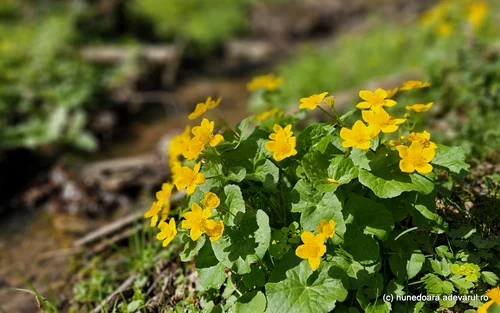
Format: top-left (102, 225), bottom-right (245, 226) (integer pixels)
top-left (382, 293), bottom-right (489, 303)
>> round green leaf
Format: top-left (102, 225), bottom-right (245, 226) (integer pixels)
top-left (234, 291), bottom-right (266, 313)
top-left (266, 261), bottom-right (348, 313)
top-left (212, 210), bottom-right (271, 274)
top-left (196, 241), bottom-right (226, 290)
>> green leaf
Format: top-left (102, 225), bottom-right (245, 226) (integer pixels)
top-left (344, 195), bottom-right (394, 240)
top-left (297, 123), bottom-right (335, 155)
top-left (228, 166), bottom-right (246, 182)
top-left (356, 289), bottom-right (391, 313)
top-left (197, 241), bottom-right (226, 290)
top-left (127, 300), bottom-right (143, 312)
top-left (180, 233), bottom-right (206, 262)
top-left (449, 275), bottom-right (474, 291)
top-left (350, 148), bottom-right (373, 171)
top-left (435, 246), bottom-right (454, 259)
top-left (421, 274), bottom-right (454, 295)
top-left (430, 259), bottom-right (451, 277)
top-left (302, 151), bottom-right (330, 185)
top-left (223, 185), bottom-right (246, 226)
top-left (212, 210), bottom-right (271, 274)
top-left (482, 271), bottom-right (499, 285)
top-left (300, 192), bottom-right (345, 245)
top-left (358, 168), bottom-right (435, 199)
top-left (243, 266), bottom-right (266, 288)
top-left (432, 144), bottom-right (469, 176)
top-left (409, 192), bottom-right (447, 234)
top-left (224, 127), bottom-right (271, 169)
top-left (290, 179), bottom-right (323, 213)
top-left (266, 261), bottom-right (348, 313)
top-left (389, 251), bottom-right (425, 281)
top-left (236, 117), bottom-right (253, 141)
top-left (234, 291), bottom-right (266, 313)
top-left (317, 156), bottom-right (359, 192)
top-left (329, 256), bottom-right (379, 289)
top-left (342, 230), bottom-right (380, 264)
top-left (246, 158), bottom-right (279, 189)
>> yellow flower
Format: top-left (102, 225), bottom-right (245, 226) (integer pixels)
top-left (201, 192), bottom-right (220, 210)
top-left (188, 97), bottom-right (222, 120)
top-left (340, 120), bottom-right (380, 150)
top-left (144, 201), bottom-right (162, 227)
top-left (400, 80), bottom-right (431, 91)
top-left (170, 159), bottom-right (182, 176)
top-left (182, 203), bottom-right (213, 241)
top-left (316, 219), bottom-right (335, 239)
top-left (451, 263), bottom-right (481, 282)
top-left (156, 182), bottom-right (173, 203)
top-left (173, 162), bottom-right (206, 195)
top-left (401, 131), bottom-right (438, 150)
top-left (299, 92), bottom-right (328, 110)
top-left (468, 1), bottom-right (488, 30)
top-left (356, 88), bottom-right (397, 109)
top-left (205, 220), bottom-right (224, 242)
top-left (388, 140), bottom-right (404, 148)
top-left (254, 108), bottom-right (282, 121)
top-left (295, 231), bottom-right (326, 271)
top-left (265, 124), bottom-right (298, 161)
top-left (478, 287), bottom-right (500, 313)
top-left (362, 107), bottom-right (406, 134)
top-left (486, 287), bottom-right (500, 305)
top-left (396, 141), bottom-right (436, 174)
top-left (437, 22), bottom-right (453, 37)
top-left (386, 88), bottom-right (398, 99)
top-left (169, 126), bottom-right (191, 164)
top-left (406, 102), bottom-right (433, 112)
top-left (247, 74), bottom-right (284, 92)
top-left (183, 118), bottom-right (224, 160)
top-left (478, 300), bottom-right (494, 313)
top-left (156, 218), bottom-right (177, 247)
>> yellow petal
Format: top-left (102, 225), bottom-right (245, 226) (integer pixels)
top-left (385, 99), bottom-right (397, 107)
top-left (381, 124), bottom-right (399, 133)
top-left (422, 148), bottom-right (436, 161)
top-left (150, 215), bottom-right (159, 227)
top-left (265, 141), bottom-right (276, 152)
top-left (416, 163), bottom-right (433, 174)
top-left (400, 160), bottom-right (415, 173)
top-left (308, 257), bottom-right (321, 271)
top-left (355, 141), bottom-right (371, 150)
top-left (188, 103), bottom-right (206, 120)
top-left (162, 236), bottom-right (174, 247)
top-left (295, 245), bottom-right (310, 259)
top-left (396, 145), bottom-right (408, 158)
top-left (341, 140), bottom-right (355, 148)
top-left (190, 228), bottom-right (203, 241)
top-left (210, 134), bottom-right (224, 147)
top-left (356, 101), bottom-right (371, 109)
top-left (300, 231), bottom-right (316, 244)
top-left (273, 124), bottom-right (283, 133)
top-left (359, 90), bottom-right (373, 101)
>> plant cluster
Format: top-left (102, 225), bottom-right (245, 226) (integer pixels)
top-left (142, 75), bottom-right (499, 312)
top-left (420, 0), bottom-right (489, 37)
top-left (0, 6), bottom-right (109, 152)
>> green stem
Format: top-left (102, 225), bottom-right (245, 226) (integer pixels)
top-left (318, 105), bottom-right (337, 120)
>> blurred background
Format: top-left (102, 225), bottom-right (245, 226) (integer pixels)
top-left (0, 0), bottom-right (498, 312)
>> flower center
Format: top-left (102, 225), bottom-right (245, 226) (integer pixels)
top-left (409, 154), bottom-right (427, 167)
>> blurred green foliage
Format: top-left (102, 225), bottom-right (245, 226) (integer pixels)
top-left (277, 0), bottom-right (497, 105)
top-left (422, 46), bottom-right (500, 159)
top-left (130, 0), bottom-right (254, 51)
top-left (0, 5), bottom-right (105, 151)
